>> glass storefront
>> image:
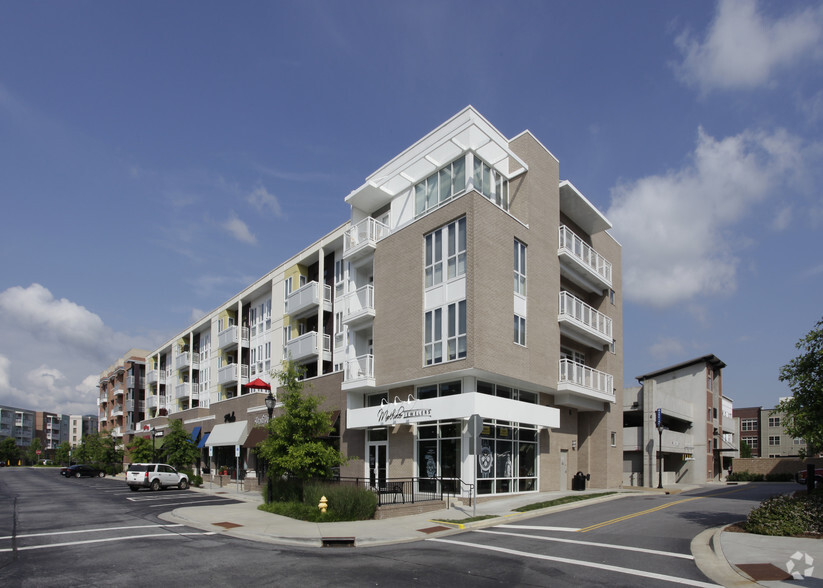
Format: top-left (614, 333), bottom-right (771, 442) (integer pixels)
top-left (417, 420), bottom-right (461, 493)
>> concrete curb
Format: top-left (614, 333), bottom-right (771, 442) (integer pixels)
top-left (691, 527), bottom-right (756, 587)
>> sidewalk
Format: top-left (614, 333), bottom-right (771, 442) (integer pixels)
top-left (151, 480), bottom-right (822, 587)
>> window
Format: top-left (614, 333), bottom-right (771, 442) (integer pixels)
top-left (745, 436), bottom-right (758, 450)
top-left (741, 418), bottom-right (757, 431)
top-left (769, 435), bottom-right (780, 446)
top-left (514, 239), bottom-right (526, 296)
top-left (473, 156), bottom-right (508, 210)
top-left (425, 218), bottom-right (466, 288)
top-left (415, 156), bottom-right (467, 216)
top-left (610, 431), bottom-right (617, 447)
top-left (425, 302), bottom-right (466, 365)
top-left (609, 289), bottom-right (615, 305)
top-left (768, 416), bottom-right (780, 427)
top-left (793, 438), bottom-right (806, 445)
top-left (514, 315), bottom-right (526, 346)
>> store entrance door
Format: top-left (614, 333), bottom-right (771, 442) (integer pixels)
top-left (367, 443), bottom-right (387, 489)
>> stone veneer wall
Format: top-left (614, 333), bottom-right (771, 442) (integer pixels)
top-left (732, 457), bottom-right (823, 476)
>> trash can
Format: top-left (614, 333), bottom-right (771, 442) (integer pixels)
top-left (572, 471), bottom-right (590, 491)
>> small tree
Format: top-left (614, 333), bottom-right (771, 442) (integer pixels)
top-left (128, 436), bottom-right (155, 463)
top-left (55, 442), bottom-right (71, 465)
top-left (26, 437), bottom-right (43, 465)
top-left (161, 419), bottom-right (199, 470)
top-left (779, 316), bottom-right (823, 453)
top-left (0, 437), bottom-right (19, 465)
top-left (739, 440), bottom-right (752, 459)
top-left (257, 361), bottom-right (346, 482)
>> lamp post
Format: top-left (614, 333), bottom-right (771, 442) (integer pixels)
top-left (264, 390), bottom-right (276, 504)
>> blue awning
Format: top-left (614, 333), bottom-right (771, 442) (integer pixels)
top-left (197, 432), bottom-right (210, 448)
top-left (190, 426), bottom-right (201, 443)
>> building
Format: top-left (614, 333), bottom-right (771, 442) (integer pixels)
top-left (97, 349), bottom-right (149, 441)
top-left (69, 414), bottom-right (99, 447)
top-left (138, 106), bottom-right (623, 494)
top-left (0, 405), bottom-right (35, 448)
top-left (734, 405), bottom-right (810, 458)
top-left (623, 355), bottom-right (736, 486)
top-left (34, 411), bottom-right (69, 452)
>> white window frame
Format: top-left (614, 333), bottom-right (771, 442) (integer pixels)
top-left (425, 218), bottom-right (466, 289)
top-left (514, 314), bottom-right (526, 346)
top-left (514, 239), bottom-right (526, 296)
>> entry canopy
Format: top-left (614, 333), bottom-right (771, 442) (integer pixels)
top-left (204, 421), bottom-right (250, 447)
top-left (347, 392), bottom-right (560, 430)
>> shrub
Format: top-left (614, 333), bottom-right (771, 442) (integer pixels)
top-left (181, 469), bottom-right (202, 487)
top-left (765, 473), bottom-right (795, 482)
top-left (728, 471), bottom-right (764, 482)
top-left (259, 479), bottom-right (377, 522)
top-left (745, 492), bottom-right (823, 536)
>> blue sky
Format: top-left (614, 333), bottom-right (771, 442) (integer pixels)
top-left (0, 0), bottom-right (821, 416)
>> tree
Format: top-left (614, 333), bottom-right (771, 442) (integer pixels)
top-left (160, 419), bottom-right (199, 470)
top-left (128, 435), bottom-right (155, 463)
top-left (739, 440), bottom-right (752, 459)
top-left (55, 442), bottom-right (71, 465)
top-left (26, 437), bottom-right (42, 464)
top-left (257, 361), bottom-right (347, 481)
top-left (0, 437), bottom-right (19, 465)
top-left (779, 316), bottom-right (823, 454)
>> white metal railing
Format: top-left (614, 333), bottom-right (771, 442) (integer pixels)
top-left (218, 363), bottom-right (248, 385)
top-left (558, 291), bottom-right (612, 340)
top-left (175, 351), bottom-right (199, 370)
top-left (285, 281), bottom-right (332, 315)
top-left (558, 225), bottom-right (612, 287)
top-left (126, 375), bottom-right (136, 389)
top-left (284, 331), bottom-right (331, 361)
top-left (113, 386), bottom-right (124, 396)
top-left (175, 382), bottom-right (191, 399)
top-left (558, 359), bottom-right (614, 398)
top-left (344, 217), bottom-right (391, 254)
top-left (218, 325), bottom-right (249, 349)
top-left (111, 406), bottom-right (124, 417)
top-left (343, 285), bottom-right (375, 321)
top-left (344, 354), bottom-right (374, 382)
top-left (126, 399), bottom-right (134, 412)
top-left (146, 395), bottom-right (165, 409)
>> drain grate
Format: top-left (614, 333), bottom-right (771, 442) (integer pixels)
top-left (213, 521), bottom-right (243, 529)
top-left (322, 537), bottom-right (355, 547)
top-left (417, 526), bottom-right (451, 534)
top-left (736, 563), bottom-right (791, 581)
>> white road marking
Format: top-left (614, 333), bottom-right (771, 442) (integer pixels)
top-left (148, 498), bottom-right (233, 508)
top-left (498, 525), bottom-right (581, 532)
top-left (427, 538), bottom-right (720, 588)
top-left (0, 532), bottom-right (216, 552)
top-left (478, 529), bottom-right (694, 560)
top-left (0, 524), bottom-right (184, 541)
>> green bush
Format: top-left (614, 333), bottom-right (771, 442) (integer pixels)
top-left (259, 480), bottom-right (377, 522)
top-left (181, 469), bottom-right (202, 487)
top-left (765, 473), bottom-right (795, 482)
top-left (745, 492), bottom-right (823, 536)
top-left (728, 471), bottom-right (764, 482)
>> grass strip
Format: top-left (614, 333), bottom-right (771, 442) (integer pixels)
top-left (514, 492), bottom-right (616, 512)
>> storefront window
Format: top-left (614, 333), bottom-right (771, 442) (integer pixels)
top-left (477, 418), bottom-right (537, 495)
top-left (417, 419), bottom-right (461, 494)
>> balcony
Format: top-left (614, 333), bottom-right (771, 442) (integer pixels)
top-left (342, 285), bottom-right (375, 329)
top-left (146, 395), bottom-right (165, 409)
top-left (218, 363), bottom-right (249, 386)
top-left (146, 369), bottom-right (160, 385)
top-left (98, 393), bottom-right (108, 405)
top-left (556, 359), bottom-right (615, 411)
top-left (111, 427), bottom-right (122, 438)
top-left (558, 225), bottom-right (612, 294)
top-left (284, 331), bottom-right (331, 363)
top-left (174, 351), bottom-right (199, 371)
top-left (111, 405), bottom-right (124, 418)
top-left (112, 386), bottom-right (124, 397)
top-left (126, 399), bottom-right (134, 412)
top-left (175, 382), bottom-right (196, 399)
top-left (285, 281), bottom-right (332, 319)
top-left (217, 325), bottom-right (249, 350)
top-left (342, 354), bottom-right (375, 390)
top-left (343, 217), bottom-right (391, 262)
top-left (558, 291), bottom-right (613, 349)
top-left (99, 413), bottom-right (107, 422)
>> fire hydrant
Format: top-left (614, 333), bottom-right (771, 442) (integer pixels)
top-left (318, 496), bottom-right (328, 514)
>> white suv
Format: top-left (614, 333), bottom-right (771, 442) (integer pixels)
top-left (126, 463), bottom-right (189, 491)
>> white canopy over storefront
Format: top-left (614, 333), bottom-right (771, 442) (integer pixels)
top-left (347, 392), bottom-right (559, 430)
top-left (204, 421), bottom-right (250, 447)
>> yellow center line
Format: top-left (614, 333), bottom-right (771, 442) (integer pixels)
top-left (577, 486), bottom-right (749, 533)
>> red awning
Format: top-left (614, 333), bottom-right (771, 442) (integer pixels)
top-left (245, 378), bottom-right (271, 390)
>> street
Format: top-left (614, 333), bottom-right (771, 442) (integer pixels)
top-left (0, 468), bottom-right (789, 587)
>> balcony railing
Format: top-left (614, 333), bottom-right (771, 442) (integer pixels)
top-left (343, 355), bottom-right (375, 386)
top-left (218, 363), bottom-right (249, 385)
top-left (111, 405), bottom-right (124, 418)
top-left (558, 359), bottom-right (614, 402)
top-left (558, 291), bottom-right (612, 348)
top-left (342, 285), bottom-right (375, 327)
top-left (285, 281), bottom-right (332, 318)
top-left (112, 386), bottom-right (124, 397)
top-left (284, 331), bottom-right (331, 363)
top-left (175, 351), bottom-right (199, 371)
top-left (146, 369), bottom-right (160, 385)
top-left (343, 217), bottom-right (391, 260)
top-left (175, 382), bottom-right (194, 399)
top-left (126, 375), bottom-right (138, 389)
top-left (146, 395), bottom-right (165, 409)
top-left (217, 325), bottom-right (250, 350)
top-left (558, 225), bottom-right (612, 292)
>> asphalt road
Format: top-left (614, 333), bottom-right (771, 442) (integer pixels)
top-left (0, 468), bottom-right (788, 587)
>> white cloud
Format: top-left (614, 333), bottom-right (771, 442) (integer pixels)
top-left (771, 206), bottom-right (792, 231)
top-left (648, 338), bottom-right (686, 362)
top-left (607, 127), bottom-right (808, 307)
top-left (223, 213), bottom-right (257, 245)
top-left (246, 185), bottom-right (283, 217)
top-left (674, 0), bottom-right (823, 93)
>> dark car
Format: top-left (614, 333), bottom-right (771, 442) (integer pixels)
top-left (62, 464), bottom-right (105, 478)
top-left (796, 467), bottom-right (823, 488)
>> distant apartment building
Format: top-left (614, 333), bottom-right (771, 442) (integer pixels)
top-left (69, 414), bottom-right (98, 447)
top-left (0, 405), bottom-right (35, 448)
top-left (137, 106), bottom-right (623, 494)
top-left (97, 349), bottom-right (149, 440)
top-left (623, 355), bottom-right (737, 486)
top-left (34, 411), bottom-right (69, 451)
top-left (734, 405), bottom-right (810, 458)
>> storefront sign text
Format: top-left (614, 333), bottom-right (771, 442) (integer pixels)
top-left (377, 403), bottom-right (432, 424)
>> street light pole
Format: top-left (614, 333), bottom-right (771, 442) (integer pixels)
top-left (151, 427), bottom-right (156, 463)
top-left (264, 390), bottom-right (276, 505)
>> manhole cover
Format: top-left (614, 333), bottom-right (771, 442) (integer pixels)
top-left (213, 521), bottom-right (243, 529)
top-left (418, 526), bottom-right (450, 534)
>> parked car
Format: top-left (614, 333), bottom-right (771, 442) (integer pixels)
top-left (62, 464), bottom-right (105, 478)
top-left (126, 463), bottom-right (189, 491)
top-left (796, 467), bottom-right (823, 488)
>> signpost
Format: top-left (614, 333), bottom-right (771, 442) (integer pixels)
top-left (656, 409), bottom-right (664, 489)
top-left (235, 444), bottom-right (240, 494)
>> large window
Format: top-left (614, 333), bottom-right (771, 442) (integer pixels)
top-left (514, 315), bottom-right (526, 346)
top-left (415, 156), bottom-right (466, 217)
top-left (741, 418), bottom-right (757, 432)
top-left (514, 239), bottom-right (526, 295)
top-left (473, 156), bottom-right (509, 211)
top-left (769, 435), bottom-right (780, 446)
top-left (768, 416), bottom-right (780, 427)
top-left (425, 218), bottom-right (466, 288)
top-left (425, 301), bottom-right (466, 365)
top-left (478, 419), bottom-right (537, 494)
